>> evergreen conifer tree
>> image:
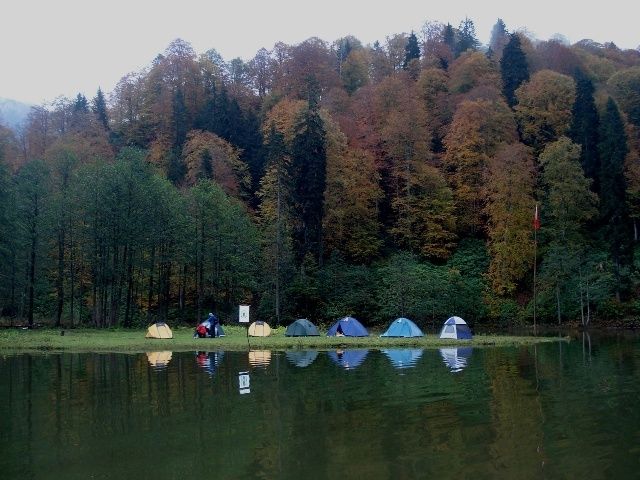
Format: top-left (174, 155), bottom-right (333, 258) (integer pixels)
top-left (500, 34), bottom-right (529, 107)
top-left (291, 77), bottom-right (327, 265)
top-left (403, 31), bottom-right (421, 69)
top-left (455, 18), bottom-right (480, 57)
top-left (570, 70), bottom-right (600, 188)
top-left (598, 98), bottom-right (632, 295)
top-left (92, 87), bottom-right (110, 131)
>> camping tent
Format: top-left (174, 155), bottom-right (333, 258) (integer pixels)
top-left (439, 316), bottom-right (473, 340)
top-left (382, 348), bottom-right (424, 369)
top-left (285, 350), bottom-right (319, 368)
top-left (440, 347), bottom-right (473, 372)
top-left (285, 318), bottom-right (320, 337)
top-left (145, 322), bottom-right (173, 339)
top-left (248, 321), bottom-right (271, 337)
top-left (326, 316), bottom-right (369, 337)
top-left (380, 318), bottom-right (424, 337)
top-left (328, 349), bottom-right (369, 370)
top-left (146, 351), bottom-right (173, 369)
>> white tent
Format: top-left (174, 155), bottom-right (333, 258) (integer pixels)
top-left (439, 316), bottom-right (473, 339)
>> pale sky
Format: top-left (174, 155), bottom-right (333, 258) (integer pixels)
top-left (2, 0), bottom-right (638, 105)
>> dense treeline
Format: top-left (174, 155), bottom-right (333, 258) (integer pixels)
top-left (1, 19), bottom-right (640, 328)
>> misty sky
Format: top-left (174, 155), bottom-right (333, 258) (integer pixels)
top-left (2, 0), bottom-right (638, 105)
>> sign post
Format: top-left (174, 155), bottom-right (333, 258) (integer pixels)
top-left (239, 304), bottom-right (250, 346)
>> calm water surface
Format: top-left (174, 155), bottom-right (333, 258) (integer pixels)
top-left (1, 333), bottom-right (639, 479)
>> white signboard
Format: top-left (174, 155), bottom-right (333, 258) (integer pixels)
top-left (239, 305), bottom-right (250, 323)
top-left (239, 371), bottom-right (250, 395)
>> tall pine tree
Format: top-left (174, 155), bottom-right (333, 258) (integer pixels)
top-left (403, 31), bottom-right (421, 70)
top-left (598, 98), bottom-right (632, 297)
top-left (92, 87), bottom-right (110, 131)
top-left (569, 69), bottom-right (600, 188)
top-left (500, 34), bottom-right (529, 107)
top-left (456, 18), bottom-right (480, 57)
top-left (291, 77), bottom-right (327, 266)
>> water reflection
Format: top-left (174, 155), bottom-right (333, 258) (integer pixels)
top-left (328, 349), bottom-right (369, 370)
top-left (439, 347), bottom-right (473, 372)
top-left (285, 350), bottom-right (319, 368)
top-left (146, 351), bottom-right (172, 370)
top-left (382, 348), bottom-right (424, 369)
top-left (248, 350), bottom-right (272, 368)
top-left (195, 351), bottom-right (224, 377)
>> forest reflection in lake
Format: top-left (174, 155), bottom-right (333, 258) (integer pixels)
top-left (1, 332), bottom-right (639, 479)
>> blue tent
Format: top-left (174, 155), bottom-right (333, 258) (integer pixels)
top-left (285, 319), bottom-right (320, 337)
top-left (326, 316), bottom-right (369, 337)
top-left (380, 317), bottom-right (424, 337)
top-left (439, 316), bottom-right (473, 340)
top-left (285, 350), bottom-right (319, 368)
top-left (382, 348), bottom-right (424, 369)
top-left (328, 349), bottom-right (369, 370)
top-left (440, 347), bottom-right (473, 372)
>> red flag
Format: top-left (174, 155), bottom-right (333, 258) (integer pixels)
top-left (533, 204), bottom-right (540, 231)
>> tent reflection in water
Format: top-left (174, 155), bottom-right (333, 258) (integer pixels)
top-left (196, 351), bottom-right (224, 377)
top-left (440, 347), bottom-right (473, 372)
top-left (285, 350), bottom-right (319, 368)
top-left (326, 316), bottom-right (369, 337)
top-left (248, 350), bottom-right (272, 368)
top-left (146, 351), bottom-right (172, 369)
top-left (285, 319), bottom-right (320, 337)
top-left (145, 322), bottom-right (173, 339)
top-left (380, 318), bottom-right (424, 338)
top-left (248, 321), bottom-right (271, 337)
top-left (328, 349), bottom-right (369, 370)
top-left (382, 349), bottom-right (424, 369)
top-left (439, 316), bottom-right (473, 339)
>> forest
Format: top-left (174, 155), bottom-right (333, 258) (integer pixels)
top-left (1, 18), bottom-right (640, 329)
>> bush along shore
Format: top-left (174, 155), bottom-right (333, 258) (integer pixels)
top-left (0, 326), bottom-right (566, 353)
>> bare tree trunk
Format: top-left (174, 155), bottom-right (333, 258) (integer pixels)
top-left (146, 246), bottom-right (156, 324)
top-left (556, 283), bottom-right (561, 326)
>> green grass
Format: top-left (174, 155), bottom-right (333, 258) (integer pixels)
top-left (0, 325), bottom-right (566, 353)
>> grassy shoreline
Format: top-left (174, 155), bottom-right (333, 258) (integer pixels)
top-left (0, 325), bottom-right (566, 354)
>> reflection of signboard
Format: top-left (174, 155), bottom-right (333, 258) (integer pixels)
top-left (239, 371), bottom-right (250, 394)
top-left (239, 305), bottom-right (250, 323)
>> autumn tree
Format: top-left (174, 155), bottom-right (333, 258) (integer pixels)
top-left (485, 143), bottom-right (536, 295)
top-left (607, 67), bottom-right (640, 127)
top-left (444, 98), bottom-right (518, 236)
top-left (515, 70), bottom-right (576, 152)
top-left (489, 19), bottom-right (509, 60)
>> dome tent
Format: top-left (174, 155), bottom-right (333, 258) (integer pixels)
top-left (439, 316), bottom-right (473, 340)
top-left (326, 316), bottom-right (369, 337)
top-left (248, 321), bottom-right (271, 337)
top-left (145, 322), bottom-right (173, 339)
top-left (285, 319), bottom-right (320, 337)
top-left (380, 317), bottom-right (424, 337)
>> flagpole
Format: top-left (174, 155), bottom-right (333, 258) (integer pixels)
top-left (533, 224), bottom-right (537, 334)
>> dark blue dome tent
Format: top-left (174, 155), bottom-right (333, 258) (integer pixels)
top-left (285, 318), bottom-right (320, 337)
top-left (380, 317), bottom-right (424, 338)
top-left (326, 316), bottom-right (369, 337)
top-left (440, 347), bottom-right (473, 372)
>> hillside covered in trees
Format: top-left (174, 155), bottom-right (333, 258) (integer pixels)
top-left (1, 18), bottom-right (640, 329)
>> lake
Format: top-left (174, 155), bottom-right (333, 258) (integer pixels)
top-left (1, 332), bottom-right (639, 479)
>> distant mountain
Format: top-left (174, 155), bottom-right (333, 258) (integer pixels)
top-left (0, 98), bottom-right (32, 131)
